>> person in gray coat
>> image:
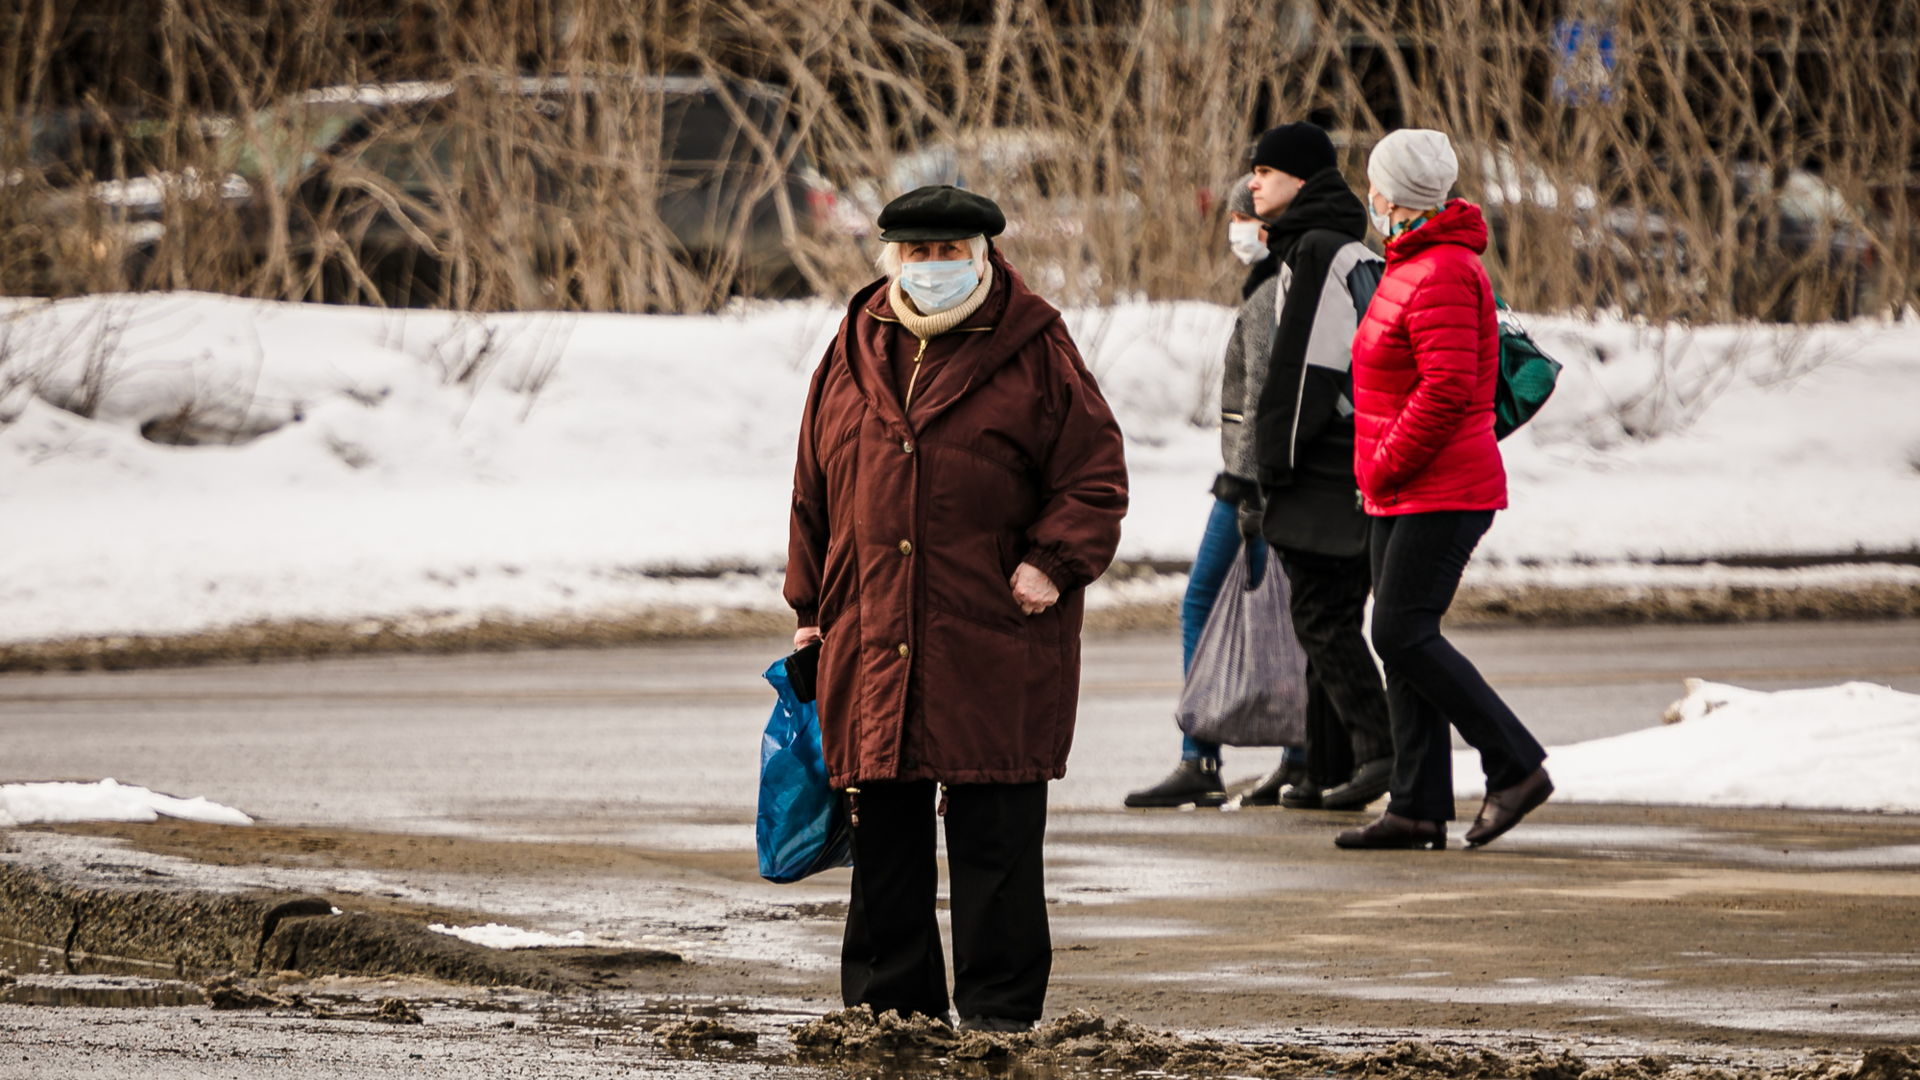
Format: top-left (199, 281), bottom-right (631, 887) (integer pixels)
top-left (1124, 175), bottom-right (1306, 809)
top-left (1247, 122), bottom-right (1396, 811)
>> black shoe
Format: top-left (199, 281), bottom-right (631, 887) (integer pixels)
top-left (1334, 812), bottom-right (1447, 850)
top-left (1464, 766), bottom-right (1554, 847)
top-left (1280, 780), bottom-right (1324, 809)
top-left (1123, 759), bottom-right (1227, 808)
top-left (1321, 757), bottom-right (1393, 810)
top-left (1240, 760), bottom-right (1306, 807)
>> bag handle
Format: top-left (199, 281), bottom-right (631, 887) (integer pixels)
top-left (1240, 538), bottom-right (1267, 593)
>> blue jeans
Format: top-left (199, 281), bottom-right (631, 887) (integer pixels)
top-left (1179, 497), bottom-right (1300, 768)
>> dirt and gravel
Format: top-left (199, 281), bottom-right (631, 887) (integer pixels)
top-left (8, 799), bottom-right (1920, 1049)
top-left (5, 803), bottom-right (1920, 1078)
top-left (786, 1006), bottom-right (1920, 1080)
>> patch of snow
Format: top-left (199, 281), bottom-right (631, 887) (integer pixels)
top-left (427, 922), bottom-right (639, 950)
top-left (0, 778), bottom-right (252, 827)
top-left (0, 292), bottom-right (1916, 644)
top-left (1454, 680), bottom-right (1920, 812)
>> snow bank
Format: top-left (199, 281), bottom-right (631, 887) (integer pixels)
top-left (427, 923), bottom-right (638, 950)
top-left (1489, 315), bottom-right (1920, 565)
top-left (1454, 680), bottom-right (1920, 812)
top-left (1, 291), bottom-right (1916, 643)
top-left (0, 778), bottom-right (253, 827)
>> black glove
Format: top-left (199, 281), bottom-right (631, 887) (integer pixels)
top-left (1236, 491), bottom-right (1265, 539)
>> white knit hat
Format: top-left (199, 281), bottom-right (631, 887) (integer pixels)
top-left (1367, 129), bottom-right (1458, 210)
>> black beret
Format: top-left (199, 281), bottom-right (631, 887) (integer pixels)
top-left (877, 185), bottom-right (1006, 242)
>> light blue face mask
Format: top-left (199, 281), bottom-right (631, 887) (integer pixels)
top-left (899, 259), bottom-right (980, 313)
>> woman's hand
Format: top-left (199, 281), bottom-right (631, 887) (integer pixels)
top-left (1010, 562), bottom-right (1059, 615)
top-left (794, 627), bottom-right (823, 649)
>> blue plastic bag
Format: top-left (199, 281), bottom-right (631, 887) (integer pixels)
top-left (756, 656), bottom-right (853, 883)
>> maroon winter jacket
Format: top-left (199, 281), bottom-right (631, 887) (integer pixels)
top-left (785, 250), bottom-right (1129, 788)
top-left (1351, 200), bottom-right (1509, 515)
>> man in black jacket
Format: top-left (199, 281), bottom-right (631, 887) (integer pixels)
top-left (1245, 123), bottom-right (1395, 810)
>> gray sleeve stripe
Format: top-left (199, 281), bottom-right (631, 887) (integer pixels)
top-left (1302, 244), bottom-right (1376, 373)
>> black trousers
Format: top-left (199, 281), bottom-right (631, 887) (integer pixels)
top-left (841, 780), bottom-right (1051, 1023)
top-left (1277, 548), bottom-right (1395, 788)
top-left (1369, 511), bottom-right (1546, 822)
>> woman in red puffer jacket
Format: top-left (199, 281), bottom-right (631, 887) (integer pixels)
top-left (1338, 129), bottom-right (1552, 853)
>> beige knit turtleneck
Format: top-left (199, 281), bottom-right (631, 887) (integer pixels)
top-left (887, 264), bottom-right (994, 340)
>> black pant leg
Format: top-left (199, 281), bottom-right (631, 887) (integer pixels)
top-left (842, 780), bottom-right (949, 1020)
top-left (944, 781), bottom-right (1051, 1022)
top-left (1298, 657), bottom-right (1352, 789)
top-left (1369, 516), bottom-right (1452, 820)
top-left (1282, 551), bottom-right (1394, 771)
top-left (1370, 512), bottom-right (1547, 822)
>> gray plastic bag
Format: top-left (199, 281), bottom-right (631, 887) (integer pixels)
top-left (1174, 545), bottom-right (1309, 748)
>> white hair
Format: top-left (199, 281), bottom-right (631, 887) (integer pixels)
top-left (877, 235), bottom-right (990, 280)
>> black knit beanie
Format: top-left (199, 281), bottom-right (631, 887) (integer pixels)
top-left (1249, 122), bottom-right (1338, 179)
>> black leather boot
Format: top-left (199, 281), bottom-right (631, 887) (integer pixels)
top-left (1240, 759), bottom-right (1306, 807)
top-left (1123, 759), bottom-right (1228, 808)
top-left (1280, 779), bottom-right (1325, 809)
top-left (1321, 757), bottom-right (1394, 810)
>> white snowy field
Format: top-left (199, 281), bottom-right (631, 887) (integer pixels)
top-left (2, 290), bottom-right (1918, 644)
top-left (1453, 679), bottom-right (1920, 814)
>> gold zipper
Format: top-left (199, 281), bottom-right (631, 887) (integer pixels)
top-left (902, 336), bottom-right (930, 412)
top-left (865, 307), bottom-right (993, 416)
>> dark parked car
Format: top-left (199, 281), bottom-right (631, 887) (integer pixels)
top-left (217, 73), bottom-right (838, 307)
top-left (1, 108), bottom-right (231, 294)
top-left (1477, 148), bottom-right (1878, 320)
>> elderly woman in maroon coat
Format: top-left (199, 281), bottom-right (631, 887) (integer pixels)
top-left (785, 185), bottom-right (1128, 1031)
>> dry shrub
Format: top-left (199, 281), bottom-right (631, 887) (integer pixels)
top-left (0, 0), bottom-right (1914, 321)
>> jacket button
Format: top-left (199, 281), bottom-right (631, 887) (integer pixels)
top-left (902, 440), bottom-right (914, 453)
top-left (897, 643), bottom-right (910, 658)
top-left (898, 540), bottom-right (913, 555)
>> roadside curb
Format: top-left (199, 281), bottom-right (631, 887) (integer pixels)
top-left (2, 579), bottom-right (1916, 674)
top-left (0, 860), bottom-right (673, 991)
top-left (1447, 579), bottom-right (1920, 626)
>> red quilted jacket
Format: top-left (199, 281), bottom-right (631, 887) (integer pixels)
top-left (1351, 199), bottom-right (1508, 515)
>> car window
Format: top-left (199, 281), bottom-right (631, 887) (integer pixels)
top-left (221, 106), bottom-right (364, 186)
top-left (351, 122), bottom-right (460, 192)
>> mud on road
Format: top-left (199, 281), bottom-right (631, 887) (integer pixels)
top-left (6, 799), bottom-right (1920, 1056)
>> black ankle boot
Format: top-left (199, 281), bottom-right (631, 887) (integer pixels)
top-left (1124, 759), bottom-right (1228, 808)
top-left (1241, 759), bottom-right (1306, 807)
top-left (1321, 757), bottom-right (1394, 811)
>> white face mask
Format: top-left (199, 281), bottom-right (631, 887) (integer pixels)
top-left (898, 259), bottom-right (980, 313)
top-left (1227, 221), bottom-right (1269, 265)
top-left (1367, 190), bottom-right (1394, 238)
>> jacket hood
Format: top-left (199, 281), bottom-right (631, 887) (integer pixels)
top-left (1263, 165), bottom-right (1369, 258)
top-left (1385, 199), bottom-right (1488, 263)
top-left (847, 247), bottom-right (1063, 427)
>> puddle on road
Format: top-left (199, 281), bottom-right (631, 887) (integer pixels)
top-left (0, 934), bottom-right (179, 979)
top-left (2, 975), bottom-right (206, 1008)
top-left (1145, 965), bottom-right (1920, 1040)
top-left (1492, 826), bottom-right (1920, 869)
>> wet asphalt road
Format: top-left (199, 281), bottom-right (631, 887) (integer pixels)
top-left (5, 621), bottom-right (1920, 1071)
top-left (2, 621), bottom-right (1917, 840)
